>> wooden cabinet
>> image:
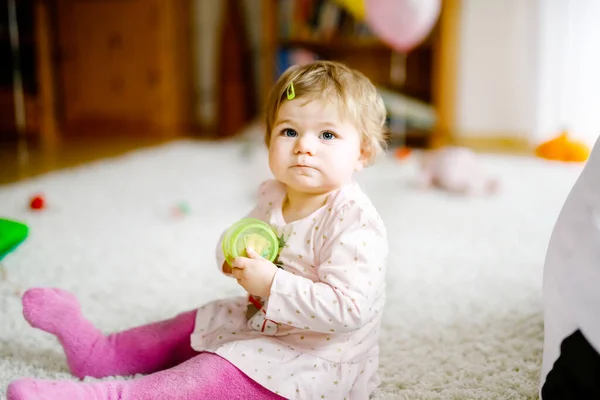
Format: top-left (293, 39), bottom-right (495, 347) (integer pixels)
top-left (54, 0), bottom-right (194, 136)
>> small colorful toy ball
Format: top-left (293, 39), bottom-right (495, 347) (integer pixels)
top-left (221, 218), bottom-right (279, 265)
top-left (29, 194), bottom-right (45, 210)
top-left (172, 202), bottom-right (191, 217)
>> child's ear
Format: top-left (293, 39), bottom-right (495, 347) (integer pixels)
top-left (356, 146), bottom-right (372, 171)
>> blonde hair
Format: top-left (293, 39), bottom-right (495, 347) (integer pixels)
top-left (264, 60), bottom-right (388, 165)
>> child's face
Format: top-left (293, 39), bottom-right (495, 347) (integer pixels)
top-left (268, 97), bottom-right (366, 195)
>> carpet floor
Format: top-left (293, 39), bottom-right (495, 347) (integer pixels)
top-left (0, 140), bottom-right (584, 399)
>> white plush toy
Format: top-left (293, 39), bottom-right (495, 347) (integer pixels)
top-left (416, 146), bottom-right (499, 196)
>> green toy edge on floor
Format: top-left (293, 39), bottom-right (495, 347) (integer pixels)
top-left (0, 218), bottom-right (29, 262)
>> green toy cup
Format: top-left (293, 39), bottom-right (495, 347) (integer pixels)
top-left (221, 218), bottom-right (279, 265)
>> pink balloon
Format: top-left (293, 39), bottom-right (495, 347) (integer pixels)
top-left (365, 0), bottom-right (442, 52)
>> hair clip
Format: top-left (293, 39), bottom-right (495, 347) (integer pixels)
top-left (286, 82), bottom-right (295, 100)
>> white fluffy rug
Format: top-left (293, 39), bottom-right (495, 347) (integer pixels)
top-left (0, 140), bottom-right (584, 399)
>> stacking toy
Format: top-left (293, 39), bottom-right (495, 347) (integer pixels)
top-left (0, 218), bottom-right (29, 261)
top-left (222, 218), bottom-right (279, 265)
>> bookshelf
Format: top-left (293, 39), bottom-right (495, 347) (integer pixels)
top-left (280, 37), bottom-right (389, 52)
top-left (259, 0), bottom-right (454, 149)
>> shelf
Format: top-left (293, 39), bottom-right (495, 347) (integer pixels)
top-left (279, 37), bottom-right (391, 52)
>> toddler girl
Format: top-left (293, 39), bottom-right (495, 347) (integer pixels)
top-left (7, 60), bottom-right (389, 400)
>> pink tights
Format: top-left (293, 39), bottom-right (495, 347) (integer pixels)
top-left (6, 288), bottom-right (284, 400)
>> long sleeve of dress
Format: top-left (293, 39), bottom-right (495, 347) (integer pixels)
top-left (265, 201), bottom-right (388, 333)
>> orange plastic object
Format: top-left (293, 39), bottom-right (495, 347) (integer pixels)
top-left (394, 147), bottom-right (412, 160)
top-left (535, 131), bottom-right (590, 162)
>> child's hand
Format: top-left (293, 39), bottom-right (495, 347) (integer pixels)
top-left (231, 248), bottom-right (278, 298)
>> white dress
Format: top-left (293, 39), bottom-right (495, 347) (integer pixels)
top-left (190, 179), bottom-right (388, 399)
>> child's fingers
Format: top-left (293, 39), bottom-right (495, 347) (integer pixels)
top-left (231, 267), bottom-right (243, 280)
top-left (231, 257), bottom-right (248, 268)
top-left (246, 247), bottom-right (264, 260)
top-left (222, 261), bottom-right (233, 275)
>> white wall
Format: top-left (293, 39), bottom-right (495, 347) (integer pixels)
top-left (455, 0), bottom-right (538, 140)
top-left (532, 0), bottom-right (600, 147)
top-left (455, 0), bottom-right (600, 147)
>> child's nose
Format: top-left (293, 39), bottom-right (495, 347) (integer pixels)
top-left (294, 135), bottom-right (316, 156)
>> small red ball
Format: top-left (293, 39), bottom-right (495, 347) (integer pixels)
top-left (29, 195), bottom-right (45, 210)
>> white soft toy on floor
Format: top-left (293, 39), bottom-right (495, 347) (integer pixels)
top-left (416, 146), bottom-right (499, 196)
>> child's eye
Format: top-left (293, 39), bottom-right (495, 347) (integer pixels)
top-left (320, 131), bottom-right (336, 140)
top-left (281, 128), bottom-right (297, 137)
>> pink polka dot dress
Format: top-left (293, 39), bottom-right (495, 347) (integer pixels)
top-left (190, 180), bottom-right (388, 399)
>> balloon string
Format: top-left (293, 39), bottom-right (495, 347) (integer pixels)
top-left (390, 52), bottom-right (407, 148)
top-left (390, 51), bottom-right (407, 87)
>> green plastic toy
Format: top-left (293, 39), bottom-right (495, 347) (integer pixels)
top-left (221, 218), bottom-right (279, 265)
top-left (0, 218), bottom-right (28, 261)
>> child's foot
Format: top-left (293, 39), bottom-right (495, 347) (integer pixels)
top-left (21, 288), bottom-right (199, 379)
top-left (7, 378), bottom-right (53, 400)
top-left (21, 288), bottom-right (104, 379)
top-left (7, 379), bottom-right (37, 400)
top-left (7, 377), bottom-right (125, 400)
top-left (22, 288), bottom-right (83, 335)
